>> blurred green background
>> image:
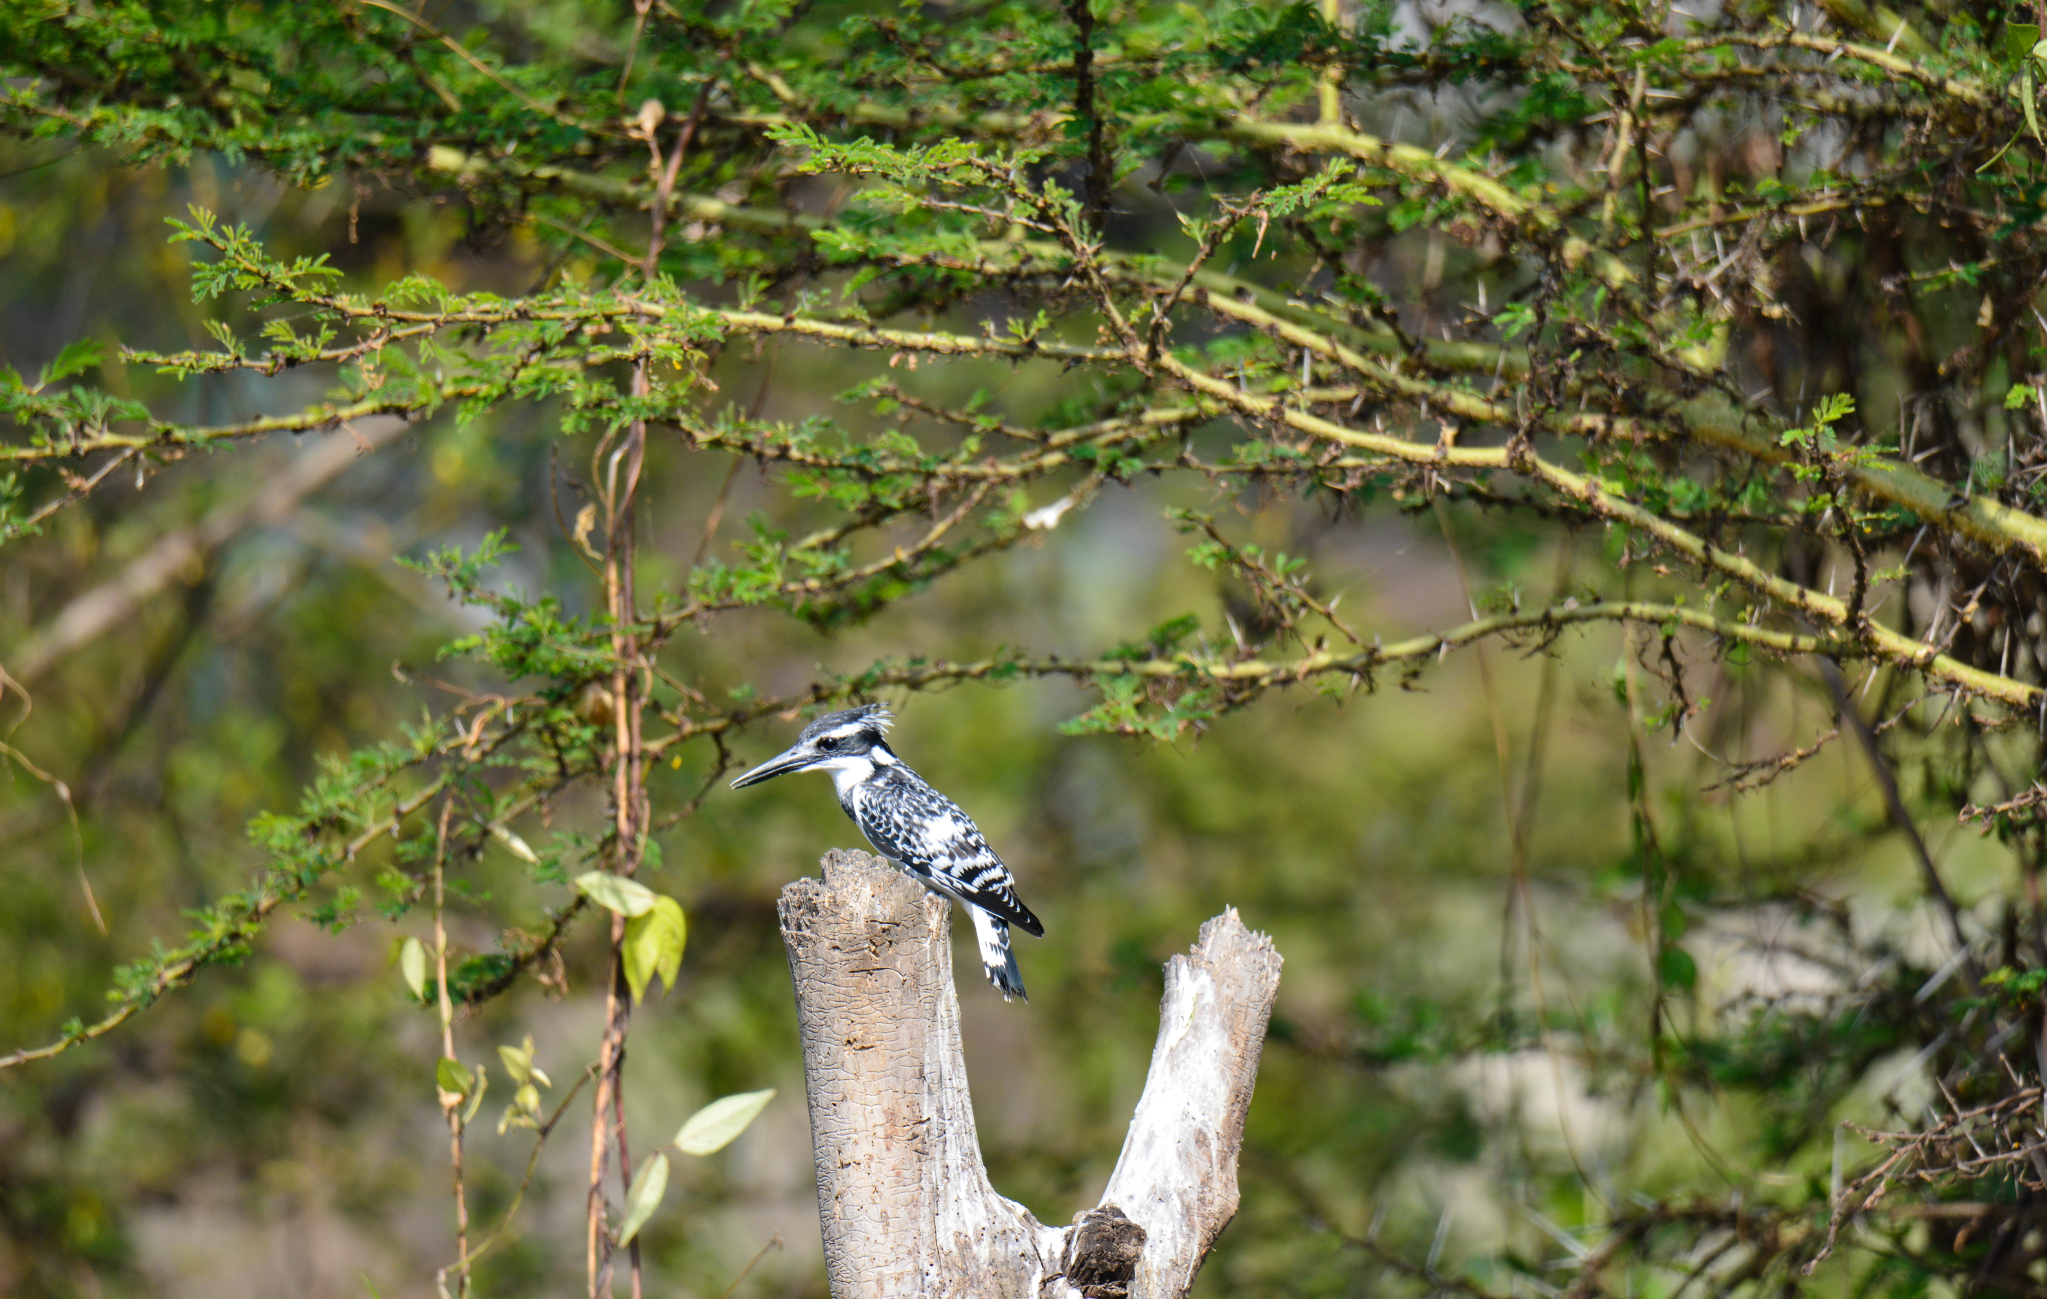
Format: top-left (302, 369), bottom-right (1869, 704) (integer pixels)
top-left (0, 54), bottom-right (1984, 1299)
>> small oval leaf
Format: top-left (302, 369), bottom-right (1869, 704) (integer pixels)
top-left (673, 1089), bottom-right (775, 1156)
top-left (623, 896), bottom-right (687, 1004)
top-left (574, 870), bottom-right (658, 917)
top-left (489, 823), bottom-right (540, 864)
top-left (1657, 944), bottom-right (1698, 992)
top-left (400, 937), bottom-right (428, 1002)
top-left (436, 1056), bottom-right (474, 1099)
top-left (461, 1065), bottom-right (489, 1124)
top-left (615, 1151), bottom-right (669, 1246)
top-left (497, 1038), bottom-right (532, 1085)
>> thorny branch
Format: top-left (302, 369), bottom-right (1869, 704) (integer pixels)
top-left (13, 4), bottom-right (2047, 1295)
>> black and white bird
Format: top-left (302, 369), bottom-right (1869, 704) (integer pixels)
top-left (730, 703), bottom-right (1043, 1001)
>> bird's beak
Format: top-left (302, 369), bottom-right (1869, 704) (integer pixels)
top-left (730, 744), bottom-right (817, 789)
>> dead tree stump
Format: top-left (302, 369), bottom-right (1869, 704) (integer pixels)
top-left (778, 849), bottom-right (1283, 1299)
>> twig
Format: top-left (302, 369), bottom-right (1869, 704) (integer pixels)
top-left (719, 1234), bottom-right (783, 1299)
top-left (1816, 658), bottom-right (1978, 986)
top-left (431, 799), bottom-right (473, 1299)
top-left (463, 1068), bottom-right (595, 1268)
top-left (9, 418), bottom-right (408, 684)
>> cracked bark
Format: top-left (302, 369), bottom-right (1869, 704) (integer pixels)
top-left (778, 849), bottom-right (1282, 1299)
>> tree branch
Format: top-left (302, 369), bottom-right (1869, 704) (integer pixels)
top-left (7, 417), bottom-right (409, 683)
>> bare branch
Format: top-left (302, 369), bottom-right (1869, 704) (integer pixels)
top-left (8, 417), bottom-right (409, 683)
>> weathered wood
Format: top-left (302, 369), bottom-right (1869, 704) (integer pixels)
top-left (778, 849), bottom-right (1282, 1299)
top-left (779, 850), bottom-right (1047, 1298)
top-left (1096, 912), bottom-right (1283, 1297)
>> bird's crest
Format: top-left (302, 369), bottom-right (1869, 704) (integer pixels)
top-left (798, 701), bottom-right (893, 744)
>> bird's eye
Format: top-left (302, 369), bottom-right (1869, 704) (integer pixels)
top-left (816, 736), bottom-right (839, 751)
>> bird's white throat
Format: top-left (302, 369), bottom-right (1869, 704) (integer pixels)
top-left (823, 753), bottom-right (879, 796)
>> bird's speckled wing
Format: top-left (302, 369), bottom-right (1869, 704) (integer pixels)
top-left (851, 768), bottom-right (1044, 937)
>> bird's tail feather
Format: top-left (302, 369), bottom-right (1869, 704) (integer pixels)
top-left (968, 906), bottom-right (1027, 1003)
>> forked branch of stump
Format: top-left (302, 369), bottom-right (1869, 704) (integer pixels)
top-left (777, 850), bottom-right (1283, 1299)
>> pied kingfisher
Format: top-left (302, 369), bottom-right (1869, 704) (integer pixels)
top-left (730, 703), bottom-right (1043, 1001)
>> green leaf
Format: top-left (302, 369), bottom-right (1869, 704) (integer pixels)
top-left (574, 870), bottom-right (658, 917)
top-left (673, 1088), bottom-right (776, 1156)
top-left (2008, 22), bottom-right (2042, 65)
top-left (1657, 945), bottom-right (1698, 992)
top-left (462, 1064), bottom-right (489, 1124)
top-left (615, 1151), bottom-right (669, 1246)
top-left (499, 1081), bottom-right (544, 1135)
top-left (623, 896), bottom-right (687, 1004)
top-left (497, 1033), bottom-right (549, 1086)
top-left (436, 1056), bottom-right (475, 1098)
top-left (489, 823), bottom-right (540, 864)
top-left (37, 338), bottom-right (103, 387)
top-left (399, 936), bottom-right (428, 1002)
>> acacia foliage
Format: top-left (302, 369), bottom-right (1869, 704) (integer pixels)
top-left (9, 0), bottom-right (2047, 1294)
